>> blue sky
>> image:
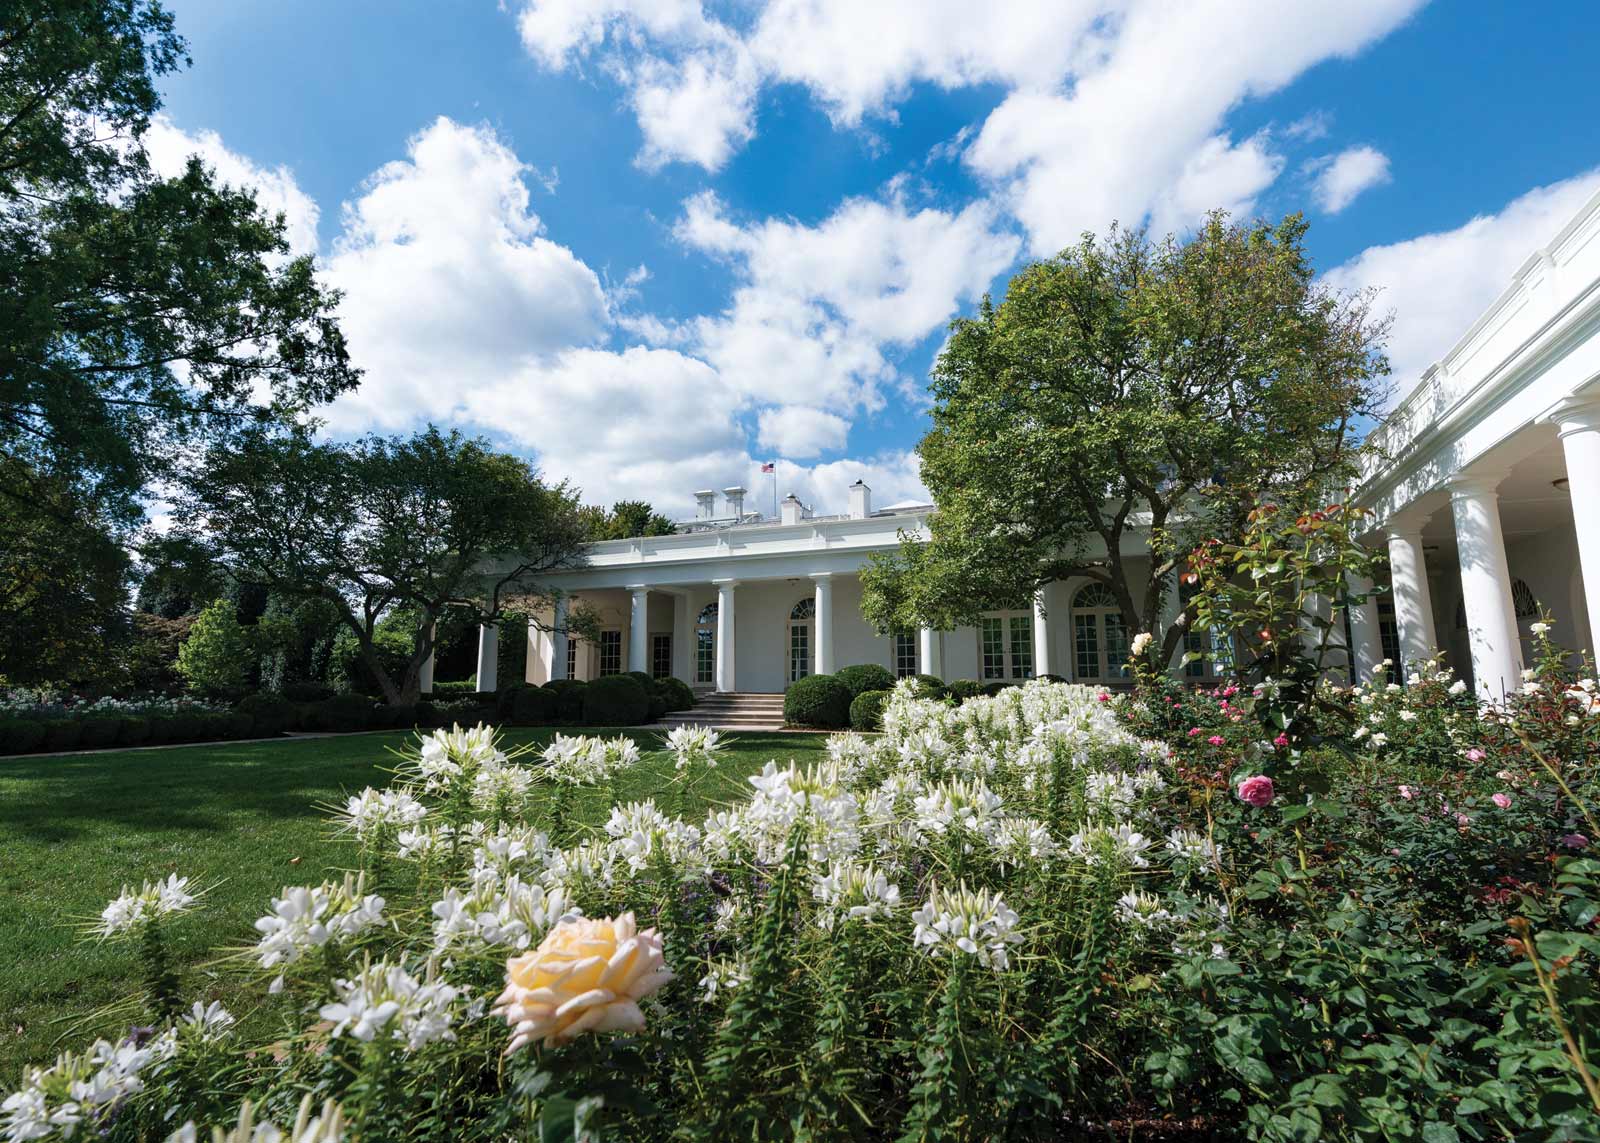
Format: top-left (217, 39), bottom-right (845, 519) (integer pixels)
top-left (149, 1), bottom-right (1600, 517)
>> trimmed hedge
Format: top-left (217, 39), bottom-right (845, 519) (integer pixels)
top-left (0, 719), bottom-right (46, 754)
top-left (236, 694), bottom-right (296, 737)
top-left (543, 679), bottom-right (587, 724)
top-left (835, 664), bottom-right (895, 697)
top-left (653, 677), bottom-right (695, 713)
top-left (509, 686), bottom-right (558, 726)
top-left (42, 719), bottom-right (84, 752)
top-left (911, 674), bottom-right (947, 700)
top-left (785, 674), bottom-right (853, 729)
top-left (117, 716), bottom-right (152, 746)
top-left (308, 694), bottom-right (377, 733)
top-left (849, 689), bottom-right (891, 732)
top-left (281, 681), bottom-right (335, 703)
top-left (79, 717), bottom-right (122, 750)
top-left (581, 675), bottom-right (650, 727)
top-left (946, 679), bottom-right (983, 703)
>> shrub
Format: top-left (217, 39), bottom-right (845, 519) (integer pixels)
top-left (42, 719), bottom-right (84, 752)
top-left (235, 694), bottom-right (295, 737)
top-left (310, 694), bottom-right (376, 733)
top-left (849, 688), bottom-right (891, 731)
top-left (116, 716), bottom-right (152, 747)
top-left (626, 671), bottom-right (655, 690)
top-left (281, 681), bottom-right (335, 703)
top-left (979, 680), bottom-right (1013, 697)
top-left (835, 663), bottom-right (895, 697)
top-left (544, 680), bottom-right (587, 723)
top-left (78, 717), bottom-right (122, 750)
top-left (227, 711), bottom-right (255, 738)
top-left (912, 674), bottom-right (947, 699)
top-left (946, 679), bottom-right (983, 703)
top-left (146, 715), bottom-right (177, 745)
top-left (581, 675), bottom-right (650, 727)
top-left (509, 686), bottom-right (557, 726)
top-left (784, 674), bottom-right (852, 728)
top-left (429, 680), bottom-right (478, 695)
top-left (384, 704), bottom-right (418, 730)
top-left (1036, 673), bottom-right (1070, 684)
top-left (653, 677), bottom-right (695, 713)
top-left (0, 719), bottom-right (46, 755)
top-left (412, 701), bottom-right (440, 728)
top-left (165, 713), bottom-right (205, 743)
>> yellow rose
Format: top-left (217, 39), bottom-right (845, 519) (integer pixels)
top-left (492, 912), bottom-right (673, 1053)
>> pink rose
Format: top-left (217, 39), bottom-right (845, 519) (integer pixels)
top-left (1187, 727), bottom-right (1203, 737)
top-left (1398, 784), bottom-right (1414, 800)
top-left (1207, 735), bottom-right (1226, 746)
top-left (1562, 833), bottom-right (1590, 849)
top-left (1465, 748), bottom-right (1486, 763)
top-left (1272, 734), bottom-right (1289, 748)
top-left (1492, 793), bottom-right (1512, 809)
top-left (1096, 693), bottom-right (1110, 702)
top-left (1237, 775), bottom-right (1274, 808)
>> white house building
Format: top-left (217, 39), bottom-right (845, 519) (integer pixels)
top-left (458, 187), bottom-right (1600, 705)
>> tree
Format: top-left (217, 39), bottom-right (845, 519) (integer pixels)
top-left (861, 214), bottom-right (1389, 664)
top-left (182, 426), bottom-right (592, 705)
top-left (0, 1), bottom-right (357, 683)
top-left (176, 599), bottom-right (255, 700)
top-left (582, 500), bottom-right (677, 540)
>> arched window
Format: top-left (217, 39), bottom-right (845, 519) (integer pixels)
top-left (1512, 579), bottom-right (1540, 619)
top-left (788, 597), bottom-right (815, 683)
top-left (695, 602), bottom-right (718, 685)
top-left (1072, 582), bottom-right (1131, 682)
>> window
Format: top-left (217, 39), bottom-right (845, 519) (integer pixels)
top-left (893, 632), bottom-right (918, 678)
top-left (566, 638), bottom-right (579, 681)
top-left (695, 603), bottom-right (717, 685)
top-left (1377, 599), bottom-right (1400, 684)
top-left (980, 611), bottom-right (1033, 679)
top-left (598, 630), bottom-right (622, 676)
top-left (1071, 583), bottom-right (1130, 683)
top-left (651, 634), bottom-right (672, 680)
top-left (1178, 583), bottom-right (1208, 679)
top-left (789, 598), bottom-right (813, 684)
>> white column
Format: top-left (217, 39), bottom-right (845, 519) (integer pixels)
top-left (714, 580), bottom-right (738, 693)
top-left (1386, 525), bottom-right (1437, 676)
top-left (628, 586), bottom-right (650, 674)
top-left (1158, 574), bottom-right (1184, 673)
top-left (1449, 474), bottom-right (1522, 702)
top-left (549, 596), bottom-right (569, 681)
top-left (812, 573), bottom-right (834, 675)
top-left (1346, 573), bottom-right (1384, 686)
top-left (475, 623), bottom-right (499, 692)
top-left (1032, 591), bottom-right (1054, 678)
top-left (671, 593), bottom-right (692, 684)
top-left (419, 621), bottom-right (436, 695)
top-left (525, 617), bottom-right (540, 684)
top-left (918, 627), bottom-right (942, 678)
top-left (1553, 397), bottom-right (1600, 654)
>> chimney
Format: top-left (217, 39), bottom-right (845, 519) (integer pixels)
top-left (723, 485), bottom-right (747, 521)
top-left (848, 479), bottom-right (871, 519)
top-left (780, 493), bottom-right (804, 525)
top-left (693, 490), bottom-right (716, 520)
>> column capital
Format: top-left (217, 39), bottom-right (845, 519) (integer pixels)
top-left (712, 578), bottom-right (740, 589)
top-left (625, 583), bottom-right (649, 594)
top-left (1384, 521), bottom-right (1425, 544)
top-left (1548, 393), bottom-right (1600, 437)
top-left (1446, 468), bottom-right (1510, 501)
top-left (808, 571), bottom-right (834, 582)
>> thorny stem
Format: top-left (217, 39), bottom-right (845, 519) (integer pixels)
top-left (1509, 917), bottom-right (1600, 1115)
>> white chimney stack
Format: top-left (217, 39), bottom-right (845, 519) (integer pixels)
top-left (780, 493), bottom-right (804, 525)
top-left (693, 490), bottom-right (716, 520)
top-left (723, 485), bottom-right (747, 520)
top-left (848, 479), bottom-right (871, 519)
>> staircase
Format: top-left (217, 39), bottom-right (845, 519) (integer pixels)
top-left (651, 691), bottom-right (787, 732)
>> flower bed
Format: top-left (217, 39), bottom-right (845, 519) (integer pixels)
top-left (5, 667), bottom-right (1599, 1141)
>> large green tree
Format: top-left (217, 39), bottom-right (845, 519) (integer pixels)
top-left (0, 0), bottom-right (357, 682)
top-left (862, 214), bottom-right (1389, 664)
top-left (581, 499), bottom-right (677, 540)
top-left (181, 427), bottom-right (592, 705)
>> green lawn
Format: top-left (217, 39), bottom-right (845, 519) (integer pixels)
top-left (0, 727), bottom-right (830, 1076)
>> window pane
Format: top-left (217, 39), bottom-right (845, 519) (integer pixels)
top-left (1008, 614), bottom-right (1034, 679)
top-left (1104, 613), bottom-right (1130, 678)
top-left (599, 630), bottom-right (622, 676)
top-left (1074, 614), bottom-right (1099, 680)
top-left (651, 634), bottom-right (672, 679)
top-left (1184, 628), bottom-right (1206, 677)
top-left (566, 639), bottom-right (578, 681)
top-left (790, 623), bottom-right (810, 683)
top-left (980, 617), bottom-right (1004, 679)
top-left (696, 629), bottom-right (715, 684)
top-left (894, 632), bottom-right (918, 678)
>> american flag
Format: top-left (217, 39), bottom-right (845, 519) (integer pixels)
top-left (760, 461), bottom-right (775, 473)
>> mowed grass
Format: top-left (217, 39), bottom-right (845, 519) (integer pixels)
top-left (0, 726), bottom-right (831, 1075)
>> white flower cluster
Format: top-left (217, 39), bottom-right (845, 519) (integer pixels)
top-left (318, 960), bottom-right (463, 1051)
top-left (96, 874), bottom-right (200, 938)
top-left (812, 861), bottom-right (902, 930)
top-left (430, 876), bottom-right (577, 953)
top-left (2, 1030), bottom-right (177, 1140)
top-left (332, 788), bottom-right (427, 842)
top-left (911, 883), bottom-right (1023, 970)
top-left (540, 733), bottom-right (641, 785)
top-left (664, 724), bottom-right (725, 772)
top-left (252, 879), bottom-right (387, 974)
top-left (166, 1094), bottom-right (345, 1143)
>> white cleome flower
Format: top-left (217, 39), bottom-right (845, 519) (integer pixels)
top-left (911, 883), bottom-right (1022, 970)
top-left (318, 961), bottom-right (463, 1051)
top-left (96, 874), bottom-right (200, 938)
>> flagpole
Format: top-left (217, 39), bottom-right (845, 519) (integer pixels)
top-left (771, 461), bottom-right (778, 520)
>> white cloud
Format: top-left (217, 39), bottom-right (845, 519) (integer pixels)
top-left (1322, 168), bottom-right (1600, 404)
top-left (1149, 132), bottom-right (1284, 237)
top-left (1311, 144), bottom-right (1391, 213)
top-left (676, 188), bottom-right (1019, 414)
top-left (757, 405), bottom-right (850, 458)
top-left (142, 117), bottom-right (321, 254)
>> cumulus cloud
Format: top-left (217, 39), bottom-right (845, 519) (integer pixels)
top-left (675, 188), bottom-right (1019, 414)
top-left (143, 117), bottom-right (321, 254)
top-left (1310, 145), bottom-right (1391, 213)
top-left (1323, 168), bottom-right (1600, 405)
top-left (757, 405), bottom-right (851, 458)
